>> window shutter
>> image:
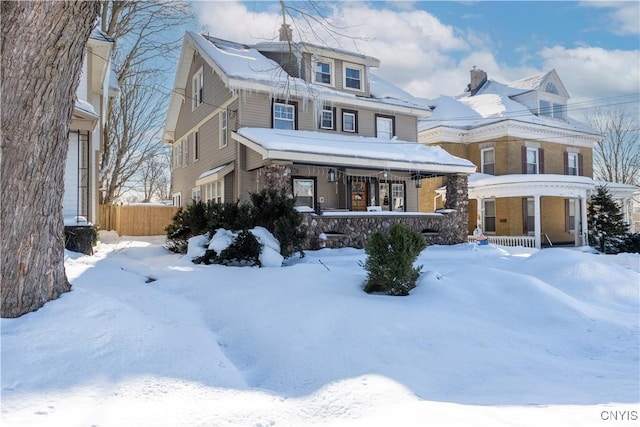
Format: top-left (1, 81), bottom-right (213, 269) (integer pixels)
top-left (539, 149), bottom-right (545, 174)
top-left (564, 199), bottom-right (570, 232)
top-left (578, 153), bottom-right (583, 176)
top-left (563, 152), bottom-right (568, 175)
top-left (522, 198), bottom-right (528, 234)
top-left (521, 146), bottom-right (527, 174)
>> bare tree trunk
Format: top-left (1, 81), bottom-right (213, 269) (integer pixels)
top-left (1, 2), bottom-right (99, 317)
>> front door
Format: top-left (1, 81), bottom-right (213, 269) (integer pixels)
top-left (351, 180), bottom-right (368, 211)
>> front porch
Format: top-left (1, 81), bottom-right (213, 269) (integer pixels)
top-left (466, 174), bottom-right (594, 249)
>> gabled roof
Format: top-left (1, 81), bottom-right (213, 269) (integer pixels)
top-left (233, 127), bottom-right (476, 174)
top-left (163, 31), bottom-right (431, 142)
top-left (419, 70), bottom-right (599, 142)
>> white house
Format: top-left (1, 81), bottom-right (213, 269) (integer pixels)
top-left (64, 28), bottom-right (117, 226)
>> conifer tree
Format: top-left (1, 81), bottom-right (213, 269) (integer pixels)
top-left (588, 186), bottom-right (629, 253)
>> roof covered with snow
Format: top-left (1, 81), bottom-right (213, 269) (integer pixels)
top-left (163, 32), bottom-right (431, 141)
top-left (419, 76), bottom-right (598, 137)
top-left (234, 127), bottom-right (475, 174)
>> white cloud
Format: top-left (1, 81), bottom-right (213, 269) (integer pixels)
top-left (539, 45), bottom-right (640, 107)
top-left (192, 0), bottom-right (638, 108)
top-left (580, 1), bottom-right (640, 36)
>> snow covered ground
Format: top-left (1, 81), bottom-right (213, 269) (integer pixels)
top-left (2, 232), bottom-right (638, 426)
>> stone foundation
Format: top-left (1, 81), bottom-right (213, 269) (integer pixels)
top-left (301, 212), bottom-right (462, 249)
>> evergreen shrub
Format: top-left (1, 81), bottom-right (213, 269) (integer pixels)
top-left (362, 223), bottom-right (426, 296)
top-left (588, 186), bottom-right (631, 254)
top-left (165, 188), bottom-right (307, 261)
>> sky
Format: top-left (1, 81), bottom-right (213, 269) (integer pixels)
top-left (188, 0), bottom-right (640, 113)
top-left (2, 233), bottom-right (639, 425)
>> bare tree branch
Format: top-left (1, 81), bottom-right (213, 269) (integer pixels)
top-left (585, 106), bottom-right (640, 185)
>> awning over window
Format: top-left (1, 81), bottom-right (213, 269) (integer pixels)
top-left (195, 162), bottom-right (235, 186)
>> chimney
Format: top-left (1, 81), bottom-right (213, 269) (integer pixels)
top-left (279, 23), bottom-right (293, 42)
top-left (468, 66), bottom-right (487, 95)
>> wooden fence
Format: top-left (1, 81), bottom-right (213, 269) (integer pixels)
top-left (99, 204), bottom-right (178, 236)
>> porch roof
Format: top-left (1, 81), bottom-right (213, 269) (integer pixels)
top-left (466, 173), bottom-right (595, 199)
top-left (233, 128), bottom-right (476, 175)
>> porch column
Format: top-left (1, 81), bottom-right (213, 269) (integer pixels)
top-left (444, 174), bottom-right (469, 243)
top-left (622, 198), bottom-right (631, 232)
top-left (574, 198), bottom-right (580, 247)
top-left (534, 195), bottom-right (541, 249)
top-left (580, 194), bottom-right (588, 246)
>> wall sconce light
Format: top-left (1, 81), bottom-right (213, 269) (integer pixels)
top-left (327, 168), bottom-right (337, 182)
top-left (415, 179), bottom-right (422, 188)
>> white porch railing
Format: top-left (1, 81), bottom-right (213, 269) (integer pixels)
top-left (467, 235), bottom-right (536, 248)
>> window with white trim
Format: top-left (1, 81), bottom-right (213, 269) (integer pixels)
top-left (293, 178), bottom-right (315, 209)
top-left (566, 199), bottom-right (576, 232)
top-left (483, 199), bottom-right (496, 233)
top-left (525, 198), bottom-right (534, 234)
top-left (539, 99), bottom-right (565, 119)
top-left (320, 106), bottom-right (334, 130)
top-left (391, 182), bottom-right (405, 212)
top-left (481, 148), bottom-right (495, 175)
top-left (545, 82), bottom-right (559, 95)
top-left (567, 152), bottom-right (579, 176)
top-left (526, 147), bottom-right (539, 174)
top-left (173, 143), bottom-right (181, 169)
top-left (193, 130), bottom-right (199, 161)
top-left (343, 64), bottom-right (363, 91)
top-left (375, 115), bottom-right (394, 139)
top-left (220, 110), bottom-right (228, 148)
top-left (314, 60), bottom-right (332, 85)
top-left (273, 102), bottom-right (295, 130)
top-left (182, 139), bottom-right (189, 167)
top-left (205, 180), bottom-right (223, 203)
top-left (192, 67), bottom-right (203, 109)
top-left (192, 187), bottom-right (201, 203)
top-left (172, 192), bottom-right (182, 207)
top-left (342, 110), bottom-right (357, 133)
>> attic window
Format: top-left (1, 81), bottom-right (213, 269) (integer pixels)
top-left (192, 67), bottom-right (203, 109)
top-left (314, 60), bottom-right (332, 86)
top-left (545, 82), bottom-right (559, 95)
top-left (343, 64), bottom-right (363, 91)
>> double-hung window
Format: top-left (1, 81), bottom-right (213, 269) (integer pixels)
top-left (481, 148), bottom-right (495, 175)
top-left (293, 178), bottom-right (315, 209)
top-left (567, 152), bottom-right (579, 176)
top-left (526, 147), bottom-right (539, 174)
top-left (273, 102), bottom-right (295, 130)
top-left (192, 187), bottom-right (201, 203)
top-left (205, 180), bottom-right (223, 203)
top-left (483, 199), bottom-right (496, 233)
top-left (320, 106), bottom-right (335, 130)
top-left (315, 61), bottom-right (331, 85)
top-left (192, 67), bottom-right (203, 109)
top-left (220, 110), bottom-right (228, 148)
top-left (344, 64), bottom-right (363, 91)
top-left (523, 198), bottom-right (534, 234)
top-left (375, 115), bottom-right (394, 139)
top-left (342, 109), bottom-right (357, 133)
top-left (193, 130), bottom-right (200, 161)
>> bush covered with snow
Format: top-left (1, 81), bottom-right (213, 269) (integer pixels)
top-left (192, 227), bottom-right (284, 267)
top-left (165, 189), bottom-right (307, 259)
top-left (362, 223), bottom-right (426, 296)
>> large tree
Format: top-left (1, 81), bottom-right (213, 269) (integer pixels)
top-left (1, 2), bottom-right (99, 317)
top-left (585, 106), bottom-right (640, 185)
top-left (98, 0), bottom-right (193, 204)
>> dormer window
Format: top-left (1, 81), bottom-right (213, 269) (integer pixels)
top-left (314, 60), bottom-right (332, 85)
top-left (539, 100), bottom-right (566, 120)
top-left (545, 82), bottom-right (559, 95)
top-left (343, 63), bottom-right (364, 91)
